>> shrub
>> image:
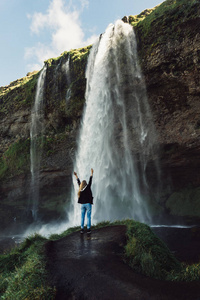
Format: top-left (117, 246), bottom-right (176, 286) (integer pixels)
top-left (124, 220), bottom-right (181, 279)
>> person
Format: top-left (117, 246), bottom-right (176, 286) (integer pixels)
top-left (74, 168), bottom-right (94, 234)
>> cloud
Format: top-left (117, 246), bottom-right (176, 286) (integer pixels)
top-left (25, 0), bottom-right (98, 71)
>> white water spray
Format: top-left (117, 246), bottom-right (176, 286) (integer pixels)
top-left (29, 65), bottom-right (47, 221)
top-left (62, 55), bottom-right (71, 102)
top-left (69, 20), bottom-right (159, 226)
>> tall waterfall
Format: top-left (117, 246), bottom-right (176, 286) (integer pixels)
top-left (29, 65), bottom-right (47, 221)
top-left (70, 20), bottom-right (159, 226)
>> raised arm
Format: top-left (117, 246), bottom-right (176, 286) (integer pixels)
top-left (88, 168), bottom-right (94, 187)
top-left (74, 172), bottom-right (80, 186)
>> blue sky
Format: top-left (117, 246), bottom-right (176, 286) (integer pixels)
top-left (0, 0), bottom-right (162, 87)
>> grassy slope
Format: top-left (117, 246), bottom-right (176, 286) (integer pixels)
top-left (131, 0), bottom-right (199, 58)
top-left (1, 220), bottom-right (200, 299)
top-left (0, 235), bottom-right (55, 299)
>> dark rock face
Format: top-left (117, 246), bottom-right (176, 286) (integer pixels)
top-left (135, 12), bottom-right (200, 223)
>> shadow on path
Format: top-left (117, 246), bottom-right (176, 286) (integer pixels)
top-left (45, 225), bottom-right (200, 300)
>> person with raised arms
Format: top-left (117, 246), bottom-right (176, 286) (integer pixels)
top-left (74, 168), bottom-right (94, 234)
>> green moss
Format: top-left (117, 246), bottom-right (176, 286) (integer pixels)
top-left (169, 262), bottom-right (200, 281)
top-left (44, 56), bottom-right (61, 67)
top-left (69, 45), bottom-right (92, 62)
top-left (44, 45), bottom-right (91, 68)
top-left (132, 0), bottom-right (199, 57)
top-left (0, 72), bottom-right (39, 115)
top-left (0, 71), bottom-right (38, 97)
top-left (129, 7), bottom-right (157, 26)
top-left (40, 195), bottom-right (66, 213)
top-left (166, 187), bottom-right (200, 217)
top-left (0, 138), bottom-right (30, 180)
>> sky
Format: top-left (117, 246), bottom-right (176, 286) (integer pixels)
top-left (0, 0), bottom-right (163, 87)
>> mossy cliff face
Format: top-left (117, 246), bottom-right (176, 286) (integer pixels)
top-left (133, 0), bottom-right (200, 223)
top-left (0, 46), bottom-right (91, 231)
top-left (0, 0), bottom-right (200, 231)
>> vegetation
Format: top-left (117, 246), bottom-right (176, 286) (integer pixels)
top-left (128, 7), bottom-right (157, 26)
top-left (0, 138), bottom-right (30, 180)
top-left (0, 72), bottom-right (39, 114)
top-left (131, 0), bottom-right (200, 57)
top-left (69, 45), bottom-right (92, 62)
top-left (1, 220), bottom-right (200, 299)
top-left (0, 234), bottom-right (55, 300)
top-left (166, 187), bottom-right (200, 217)
top-left (124, 220), bottom-right (181, 279)
top-left (124, 220), bottom-right (200, 281)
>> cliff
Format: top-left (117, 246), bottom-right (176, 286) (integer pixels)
top-left (134, 0), bottom-right (200, 222)
top-left (0, 0), bottom-right (200, 232)
top-left (0, 46), bottom-right (91, 231)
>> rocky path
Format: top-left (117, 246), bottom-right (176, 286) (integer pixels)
top-left (45, 225), bottom-right (200, 300)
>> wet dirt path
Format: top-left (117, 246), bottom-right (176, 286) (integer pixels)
top-left (45, 225), bottom-right (200, 300)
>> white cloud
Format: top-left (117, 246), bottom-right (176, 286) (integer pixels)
top-left (25, 0), bottom-right (98, 72)
top-left (80, 0), bottom-right (89, 9)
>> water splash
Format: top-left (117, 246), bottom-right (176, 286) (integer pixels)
top-left (29, 65), bottom-right (47, 221)
top-left (69, 20), bottom-right (160, 226)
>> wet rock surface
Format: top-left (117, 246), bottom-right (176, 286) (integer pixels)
top-left (45, 225), bottom-right (200, 300)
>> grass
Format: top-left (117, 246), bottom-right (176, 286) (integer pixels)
top-left (134, 0), bottom-right (199, 33)
top-left (0, 234), bottom-right (55, 300)
top-left (69, 45), bottom-right (92, 63)
top-left (128, 7), bottom-right (158, 26)
top-left (123, 220), bottom-right (200, 281)
top-left (131, 0), bottom-right (200, 57)
top-left (124, 220), bottom-right (181, 279)
top-left (44, 45), bottom-right (91, 68)
top-left (1, 220), bottom-right (200, 299)
top-left (0, 71), bottom-right (38, 97)
top-left (0, 72), bottom-right (39, 114)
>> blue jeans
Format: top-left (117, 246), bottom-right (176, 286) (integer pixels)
top-left (81, 203), bottom-right (92, 229)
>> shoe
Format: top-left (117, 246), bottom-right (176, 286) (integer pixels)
top-left (80, 229), bottom-right (84, 234)
top-left (87, 228), bottom-right (91, 234)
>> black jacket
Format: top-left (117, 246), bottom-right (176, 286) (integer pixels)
top-left (77, 176), bottom-right (93, 204)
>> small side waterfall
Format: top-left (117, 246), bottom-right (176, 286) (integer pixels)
top-left (63, 55), bottom-right (71, 102)
top-left (29, 65), bottom-right (47, 221)
top-left (69, 20), bottom-right (160, 226)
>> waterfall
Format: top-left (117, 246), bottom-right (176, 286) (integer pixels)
top-left (29, 65), bottom-right (47, 221)
top-left (69, 20), bottom-right (160, 226)
top-left (63, 55), bottom-right (71, 102)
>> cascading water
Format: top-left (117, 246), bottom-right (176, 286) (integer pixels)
top-left (64, 55), bottom-right (71, 102)
top-left (29, 65), bottom-right (47, 221)
top-left (69, 20), bottom-right (160, 226)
